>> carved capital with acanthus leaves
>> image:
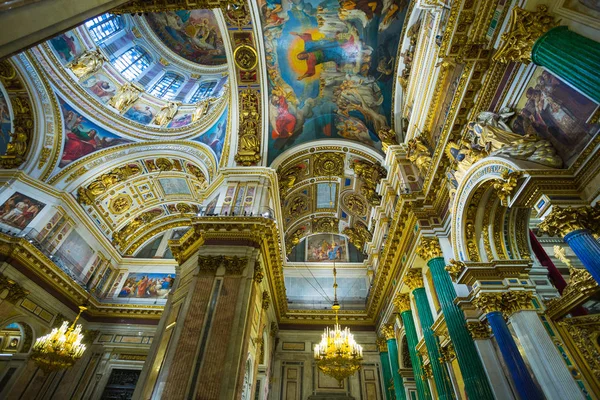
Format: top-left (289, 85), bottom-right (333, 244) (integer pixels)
top-left (376, 337), bottom-right (388, 353)
top-left (198, 255), bottom-right (247, 275)
top-left (403, 269), bottom-right (424, 291)
top-left (473, 291), bottom-right (534, 317)
top-left (439, 343), bottom-right (456, 363)
top-left (538, 204), bottom-right (600, 237)
top-left (416, 237), bottom-right (443, 261)
top-left (472, 292), bottom-right (504, 314)
top-left (445, 259), bottom-right (465, 282)
top-left (492, 5), bottom-right (557, 64)
top-left (466, 321), bottom-right (491, 339)
top-left (380, 323), bottom-right (395, 340)
top-left (393, 293), bottom-right (411, 313)
top-left (0, 273), bottom-right (30, 304)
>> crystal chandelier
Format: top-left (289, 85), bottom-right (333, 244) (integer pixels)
top-left (314, 266), bottom-right (363, 386)
top-left (30, 305), bottom-right (87, 372)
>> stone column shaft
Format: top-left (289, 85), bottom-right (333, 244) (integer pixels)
top-left (564, 229), bottom-right (600, 283)
top-left (400, 310), bottom-right (432, 400)
top-left (412, 288), bottom-right (455, 400)
top-left (379, 350), bottom-right (394, 400)
top-left (486, 311), bottom-right (545, 400)
top-left (428, 256), bottom-right (495, 400)
top-left (387, 338), bottom-right (406, 400)
top-left (510, 310), bottom-right (584, 400)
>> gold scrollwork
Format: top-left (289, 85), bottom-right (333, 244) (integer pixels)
top-left (350, 159), bottom-right (387, 206)
top-left (198, 255), bottom-right (247, 275)
top-left (109, 194), bottom-right (132, 215)
top-left (342, 193), bottom-right (367, 217)
top-left (311, 217), bottom-right (339, 234)
top-left (77, 163), bottom-right (142, 205)
top-left (262, 291), bottom-right (271, 310)
top-left (112, 209), bottom-right (164, 249)
top-left (445, 259), bottom-right (465, 282)
top-left (538, 204), bottom-right (600, 238)
top-left (466, 321), bottom-right (491, 340)
top-left (314, 152), bottom-right (345, 177)
top-left (492, 170), bottom-right (522, 207)
top-left (235, 89), bottom-right (261, 166)
top-left (343, 222), bottom-right (372, 250)
top-left (234, 44), bottom-right (258, 71)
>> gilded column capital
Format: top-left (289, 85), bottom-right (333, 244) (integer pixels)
top-left (439, 343), bottom-right (456, 364)
top-left (503, 291), bottom-right (534, 316)
top-left (472, 292), bottom-right (504, 314)
top-left (445, 259), bottom-right (465, 282)
top-left (416, 237), bottom-right (443, 261)
top-left (403, 269), bottom-right (424, 291)
top-left (492, 5), bottom-right (557, 64)
top-left (0, 274), bottom-right (29, 304)
top-left (198, 255), bottom-right (247, 275)
top-left (262, 291), bottom-right (271, 310)
top-left (538, 204), bottom-right (600, 237)
top-left (394, 293), bottom-right (411, 313)
top-left (376, 337), bottom-right (389, 352)
top-left (423, 363), bottom-right (433, 379)
top-left (381, 324), bottom-right (396, 340)
top-left (466, 321), bottom-right (491, 339)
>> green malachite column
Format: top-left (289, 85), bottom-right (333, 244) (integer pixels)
top-left (417, 238), bottom-right (495, 400)
top-left (404, 270), bottom-right (455, 400)
top-left (378, 339), bottom-right (395, 400)
top-left (532, 26), bottom-right (600, 104)
top-left (395, 294), bottom-right (432, 400)
top-left (382, 325), bottom-right (406, 400)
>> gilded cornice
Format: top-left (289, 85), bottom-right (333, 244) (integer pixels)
top-left (455, 260), bottom-right (531, 287)
top-left (0, 235), bottom-right (163, 319)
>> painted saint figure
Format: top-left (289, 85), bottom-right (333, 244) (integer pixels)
top-left (292, 32), bottom-right (360, 80)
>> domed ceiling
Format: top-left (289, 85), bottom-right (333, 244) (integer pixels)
top-left (261, 0), bottom-right (408, 163)
top-left (145, 10), bottom-right (227, 65)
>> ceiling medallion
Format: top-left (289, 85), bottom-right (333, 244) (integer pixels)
top-left (109, 194), bottom-right (132, 215)
top-left (234, 44), bottom-right (258, 71)
top-left (314, 152), bottom-right (344, 177)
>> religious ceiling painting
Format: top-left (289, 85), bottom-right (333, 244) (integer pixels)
top-left (261, 0), bottom-right (408, 162)
top-left (194, 107), bottom-right (228, 162)
top-left (0, 85), bottom-right (12, 156)
top-left (0, 192), bottom-right (45, 231)
top-left (118, 272), bottom-right (175, 299)
top-left (306, 233), bottom-right (348, 262)
top-left (57, 229), bottom-right (95, 277)
top-left (58, 98), bottom-right (131, 168)
top-left (159, 177), bottom-right (192, 196)
top-left (510, 67), bottom-right (599, 165)
top-left (123, 100), bottom-right (159, 126)
top-left (49, 31), bottom-right (83, 64)
top-left (145, 10), bottom-right (226, 65)
top-left (81, 72), bottom-right (118, 104)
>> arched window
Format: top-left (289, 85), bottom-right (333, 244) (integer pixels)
top-left (113, 46), bottom-right (152, 81)
top-left (189, 81), bottom-right (217, 103)
top-left (149, 72), bottom-right (184, 100)
top-left (85, 14), bottom-right (123, 44)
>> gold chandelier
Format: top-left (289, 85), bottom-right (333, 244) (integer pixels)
top-left (314, 266), bottom-right (363, 386)
top-left (30, 306), bottom-right (87, 372)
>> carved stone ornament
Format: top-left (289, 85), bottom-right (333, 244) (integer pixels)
top-left (278, 164), bottom-right (305, 196)
top-left (439, 343), bottom-right (456, 363)
top-left (380, 323), bottom-right (395, 340)
top-left (109, 194), bottom-right (132, 215)
top-left (416, 237), bottom-right (443, 261)
top-left (342, 193), bottom-right (367, 217)
top-left (492, 170), bottom-right (522, 206)
top-left (466, 321), bottom-right (491, 340)
top-left (253, 264), bottom-right (264, 283)
top-left (112, 209), bottom-right (164, 248)
top-left (312, 217), bottom-right (339, 234)
top-left (0, 273), bottom-right (30, 304)
top-left (445, 259), bottom-right (465, 282)
top-left (406, 136), bottom-right (432, 177)
top-left (351, 159), bottom-right (387, 188)
top-left (492, 5), bottom-right (557, 64)
top-left (67, 48), bottom-right (106, 79)
top-left (109, 83), bottom-right (141, 113)
top-left (343, 222), bottom-right (372, 250)
top-left (270, 321), bottom-right (279, 337)
top-left (285, 227), bottom-right (305, 255)
top-left (234, 44), bottom-right (258, 71)
top-left (393, 293), bottom-right (411, 313)
top-left (403, 269), bottom-right (424, 291)
top-left (377, 127), bottom-right (399, 151)
top-left (235, 89), bottom-right (261, 166)
top-left (262, 290), bottom-right (271, 310)
top-left (472, 292), bottom-right (504, 314)
top-left (198, 255), bottom-right (247, 275)
top-left (77, 163), bottom-right (142, 205)
top-left (153, 101), bottom-right (179, 126)
top-left (538, 204), bottom-right (600, 238)
top-left (314, 152), bottom-right (345, 177)
top-left (473, 291), bottom-right (534, 317)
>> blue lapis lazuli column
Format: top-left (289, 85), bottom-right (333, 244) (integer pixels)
top-left (486, 311), bottom-right (545, 400)
top-left (564, 229), bottom-right (600, 283)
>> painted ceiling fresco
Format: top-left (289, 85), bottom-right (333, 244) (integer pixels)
top-left (261, 0), bottom-right (408, 163)
top-left (145, 10), bottom-right (227, 65)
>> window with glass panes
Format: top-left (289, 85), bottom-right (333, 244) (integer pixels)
top-left (149, 72), bottom-right (184, 100)
top-left (189, 81), bottom-right (217, 103)
top-left (113, 46), bottom-right (152, 81)
top-left (85, 14), bottom-right (123, 44)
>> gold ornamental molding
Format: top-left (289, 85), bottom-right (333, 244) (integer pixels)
top-left (110, 0), bottom-right (246, 13)
top-left (235, 89), bottom-right (261, 166)
top-left (415, 237), bottom-right (443, 261)
top-left (538, 204), bottom-right (600, 238)
top-left (234, 44), bottom-right (258, 71)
